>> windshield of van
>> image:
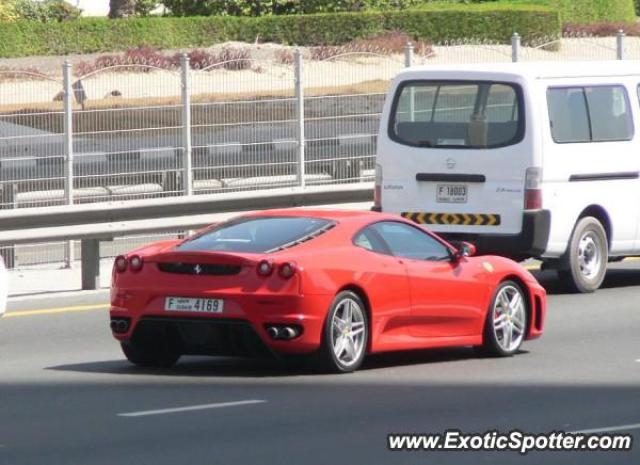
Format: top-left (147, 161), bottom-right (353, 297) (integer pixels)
top-left (389, 81), bottom-right (524, 149)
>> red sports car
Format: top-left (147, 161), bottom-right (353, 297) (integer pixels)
top-left (110, 209), bottom-right (546, 373)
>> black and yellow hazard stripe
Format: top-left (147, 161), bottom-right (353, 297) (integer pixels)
top-left (402, 212), bottom-right (501, 226)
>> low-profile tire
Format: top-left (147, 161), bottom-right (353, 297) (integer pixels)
top-left (481, 280), bottom-right (528, 357)
top-left (121, 340), bottom-right (180, 368)
top-left (558, 216), bottom-right (608, 293)
top-left (316, 291), bottom-right (369, 373)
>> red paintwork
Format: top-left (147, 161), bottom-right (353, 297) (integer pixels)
top-left (110, 209), bottom-right (546, 356)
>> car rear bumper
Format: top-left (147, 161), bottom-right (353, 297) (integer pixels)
top-left (440, 210), bottom-right (551, 259)
top-left (110, 291), bottom-right (333, 356)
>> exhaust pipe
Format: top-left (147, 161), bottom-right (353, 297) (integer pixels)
top-left (267, 326), bottom-right (280, 339)
top-left (282, 326), bottom-right (297, 340)
top-left (110, 319), bottom-right (130, 334)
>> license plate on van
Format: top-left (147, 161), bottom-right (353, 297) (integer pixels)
top-left (437, 184), bottom-right (467, 203)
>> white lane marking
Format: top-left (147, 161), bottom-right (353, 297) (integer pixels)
top-left (572, 422), bottom-right (640, 434)
top-left (118, 400), bottom-right (266, 417)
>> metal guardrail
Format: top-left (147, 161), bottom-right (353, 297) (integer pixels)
top-left (0, 183), bottom-right (373, 289)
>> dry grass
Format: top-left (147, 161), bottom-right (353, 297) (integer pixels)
top-left (311, 31), bottom-right (434, 61)
top-left (0, 66), bottom-right (53, 82)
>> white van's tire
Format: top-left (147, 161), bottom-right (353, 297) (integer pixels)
top-left (559, 216), bottom-right (608, 293)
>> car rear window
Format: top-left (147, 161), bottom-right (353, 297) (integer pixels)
top-left (389, 80), bottom-right (524, 149)
top-left (177, 217), bottom-right (334, 253)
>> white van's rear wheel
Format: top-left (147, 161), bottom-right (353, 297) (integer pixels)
top-left (559, 216), bottom-right (608, 293)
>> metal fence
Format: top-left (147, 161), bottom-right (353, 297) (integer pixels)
top-left (0, 31), bottom-right (634, 269)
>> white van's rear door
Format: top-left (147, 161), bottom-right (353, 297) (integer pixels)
top-left (379, 79), bottom-right (532, 236)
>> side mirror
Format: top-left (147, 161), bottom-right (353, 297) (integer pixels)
top-left (459, 241), bottom-right (476, 258)
top-left (451, 241), bottom-right (476, 261)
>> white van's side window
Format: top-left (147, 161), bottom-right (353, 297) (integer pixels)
top-left (547, 85), bottom-right (634, 144)
top-left (389, 81), bottom-right (524, 149)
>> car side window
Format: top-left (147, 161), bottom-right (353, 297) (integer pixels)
top-left (370, 222), bottom-right (451, 261)
top-left (353, 229), bottom-right (389, 254)
top-left (354, 232), bottom-right (374, 250)
top-left (547, 85), bottom-right (633, 143)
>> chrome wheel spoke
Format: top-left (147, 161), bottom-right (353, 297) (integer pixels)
top-left (512, 312), bottom-right (525, 333)
top-left (503, 322), bottom-right (513, 348)
top-left (334, 336), bottom-right (347, 358)
top-left (350, 327), bottom-right (365, 337)
top-left (508, 293), bottom-right (522, 315)
top-left (334, 316), bottom-right (347, 332)
top-left (348, 301), bottom-right (356, 322)
top-left (512, 318), bottom-right (524, 334)
top-left (345, 338), bottom-right (357, 360)
top-left (493, 313), bottom-right (507, 331)
top-left (499, 293), bottom-right (510, 310)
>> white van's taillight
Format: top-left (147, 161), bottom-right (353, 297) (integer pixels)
top-left (524, 167), bottom-right (542, 210)
top-left (374, 164), bottom-right (382, 210)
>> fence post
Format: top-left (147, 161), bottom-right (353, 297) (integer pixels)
top-left (63, 60), bottom-right (75, 268)
top-left (81, 239), bottom-right (100, 290)
top-left (294, 49), bottom-right (306, 189)
top-left (511, 33), bottom-right (521, 63)
top-left (404, 42), bottom-right (414, 68)
top-left (180, 53), bottom-right (193, 196)
top-left (0, 183), bottom-right (17, 269)
top-left (617, 30), bottom-right (625, 60)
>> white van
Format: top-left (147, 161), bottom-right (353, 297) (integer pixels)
top-left (376, 61), bottom-right (640, 292)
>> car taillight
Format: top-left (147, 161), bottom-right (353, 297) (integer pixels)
top-left (278, 262), bottom-right (296, 279)
top-left (373, 163), bottom-right (382, 210)
top-left (524, 167), bottom-right (542, 210)
top-left (257, 259), bottom-right (274, 277)
top-left (114, 255), bottom-right (128, 273)
top-left (129, 255), bottom-right (143, 272)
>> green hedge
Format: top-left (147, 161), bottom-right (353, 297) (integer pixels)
top-left (162, 0), bottom-right (431, 16)
top-left (510, 0), bottom-right (636, 23)
top-left (160, 0), bottom-right (637, 23)
top-left (0, 4), bottom-right (560, 58)
top-left (387, 3), bottom-right (560, 43)
top-left (556, 0), bottom-right (635, 23)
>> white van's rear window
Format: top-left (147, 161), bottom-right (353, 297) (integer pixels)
top-left (389, 81), bottom-right (524, 149)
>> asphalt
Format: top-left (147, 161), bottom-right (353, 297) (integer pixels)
top-left (1, 263), bottom-right (640, 465)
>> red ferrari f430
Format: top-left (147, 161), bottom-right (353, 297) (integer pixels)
top-left (110, 209), bottom-right (546, 373)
